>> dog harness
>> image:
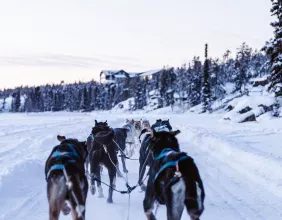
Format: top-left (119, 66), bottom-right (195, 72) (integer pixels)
top-left (154, 125), bottom-right (170, 132)
top-left (153, 148), bottom-right (189, 182)
top-left (123, 124), bottom-right (131, 133)
top-left (46, 143), bottom-right (79, 180)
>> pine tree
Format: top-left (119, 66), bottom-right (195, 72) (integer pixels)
top-left (13, 89), bottom-right (21, 112)
top-left (24, 93), bottom-right (33, 112)
top-left (80, 86), bottom-right (88, 111)
top-left (134, 78), bottom-right (143, 109)
top-left (1, 97), bottom-right (7, 111)
top-left (174, 66), bottom-right (187, 108)
top-left (202, 44), bottom-right (212, 113)
top-left (51, 91), bottom-right (58, 112)
top-left (234, 43), bottom-right (252, 94)
top-left (189, 57), bottom-right (202, 107)
top-left (264, 0), bottom-right (282, 97)
top-left (210, 58), bottom-right (226, 101)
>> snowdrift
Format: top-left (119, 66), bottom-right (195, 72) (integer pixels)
top-left (223, 95), bottom-right (276, 123)
top-left (111, 98), bottom-right (135, 113)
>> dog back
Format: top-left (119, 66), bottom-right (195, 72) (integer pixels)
top-left (45, 140), bottom-right (85, 181)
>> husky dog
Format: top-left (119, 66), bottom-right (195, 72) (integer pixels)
top-left (89, 128), bottom-right (118, 203)
top-left (45, 135), bottom-right (88, 220)
top-left (143, 130), bottom-right (205, 220)
top-left (141, 119), bottom-right (151, 130)
top-left (113, 127), bottom-right (129, 174)
top-left (85, 120), bottom-right (109, 174)
top-left (122, 119), bottom-right (142, 157)
top-left (138, 119), bottom-right (174, 191)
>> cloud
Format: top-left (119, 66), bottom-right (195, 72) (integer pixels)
top-left (0, 53), bottom-right (146, 69)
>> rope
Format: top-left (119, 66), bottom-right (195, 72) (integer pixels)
top-left (137, 149), bottom-right (151, 186)
top-left (63, 167), bottom-right (85, 220)
top-left (86, 173), bottom-right (135, 194)
top-left (113, 140), bottom-right (139, 161)
top-left (118, 155), bottom-right (139, 161)
top-left (127, 192), bottom-right (131, 220)
top-left (106, 149), bottom-right (128, 184)
top-left (90, 140), bottom-right (137, 193)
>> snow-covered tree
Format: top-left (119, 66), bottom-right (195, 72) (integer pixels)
top-left (188, 57), bottom-right (202, 107)
top-left (264, 0), bottom-right (282, 97)
top-left (210, 58), bottom-right (226, 101)
top-left (234, 42), bottom-right (252, 94)
top-left (202, 44), bottom-right (212, 112)
top-left (11, 89), bottom-right (21, 112)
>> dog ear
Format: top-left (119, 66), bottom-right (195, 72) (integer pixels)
top-left (57, 135), bottom-right (66, 142)
top-left (170, 130), bottom-right (180, 136)
top-left (126, 118), bottom-right (129, 123)
top-left (95, 120), bottom-right (98, 124)
top-left (105, 120), bottom-right (107, 123)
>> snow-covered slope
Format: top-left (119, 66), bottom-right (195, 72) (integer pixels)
top-left (0, 112), bottom-right (282, 220)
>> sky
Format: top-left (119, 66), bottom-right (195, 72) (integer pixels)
top-left (0, 0), bottom-right (273, 89)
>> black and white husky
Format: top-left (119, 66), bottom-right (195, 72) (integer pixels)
top-left (143, 130), bottom-right (205, 220)
top-left (45, 135), bottom-right (88, 220)
top-left (122, 119), bottom-right (142, 157)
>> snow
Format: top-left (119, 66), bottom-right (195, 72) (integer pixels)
top-left (224, 95), bottom-right (276, 122)
top-left (139, 69), bottom-right (162, 77)
top-left (0, 111), bottom-right (282, 220)
top-left (149, 89), bottom-right (160, 96)
top-left (0, 96), bottom-right (13, 111)
top-left (249, 75), bottom-right (268, 82)
top-left (188, 103), bottom-right (203, 113)
top-left (223, 82), bottom-right (235, 94)
top-left (100, 69), bottom-right (162, 79)
top-left (111, 98), bottom-right (135, 112)
top-left (100, 70), bottom-right (123, 76)
top-left (0, 96), bottom-right (25, 112)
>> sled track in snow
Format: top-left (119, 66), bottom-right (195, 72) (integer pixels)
top-left (176, 123), bottom-right (282, 219)
top-left (0, 112), bottom-right (281, 220)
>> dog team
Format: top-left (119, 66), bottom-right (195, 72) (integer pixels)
top-left (45, 118), bottom-right (205, 220)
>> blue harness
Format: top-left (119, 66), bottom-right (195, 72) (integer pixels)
top-left (46, 143), bottom-right (79, 180)
top-left (154, 148), bottom-right (189, 182)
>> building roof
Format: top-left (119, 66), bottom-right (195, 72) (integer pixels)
top-left (139, 69), bottom-right (163, 77)
top-left (100, 68), bottom-right (163, 80)
top-left (100, 70), bottom-right (124, 77)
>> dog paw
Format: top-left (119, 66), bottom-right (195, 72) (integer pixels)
top-left (107, 198), bottom-right (113, 203)
top-left (62, 203), bottom-right (71, 215)
top-left (90, 185), bottom-right (96, 195)
top-left (123, 169), bottom-right (129, 173)
top-left (140, 184), bottom-right (147, 191)
top-left (98, 188), bottom-right (104, 198)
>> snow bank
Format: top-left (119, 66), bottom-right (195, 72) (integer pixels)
top-left (0, 160), bottom-right (45, 219)
top-left (149, 105), bottom-right (184, 114)
top-left (223, 95), bottom-right (276, 122)
top-left (188, 103), bottom-right (203, 113)
top-left (112, 98), bottom-right (135, 113)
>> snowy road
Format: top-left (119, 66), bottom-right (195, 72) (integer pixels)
top-left (0, 112), bottom-right (281, 220)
